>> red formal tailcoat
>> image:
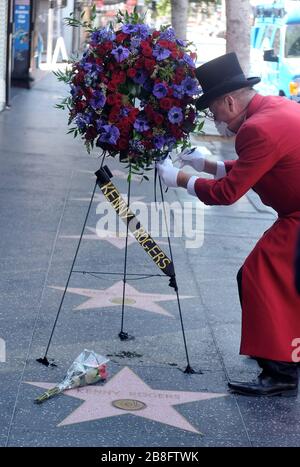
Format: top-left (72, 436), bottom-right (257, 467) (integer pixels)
top-left (194, 94), bottom-right (300, 362)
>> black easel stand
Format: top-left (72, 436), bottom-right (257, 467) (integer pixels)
top-left (37, 164), bottom-right (198, 373)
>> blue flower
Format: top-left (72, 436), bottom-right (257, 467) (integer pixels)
top-left (122, 24), bottom-right (139, 34)
top-left (176, 38), bottom-right (186, 47)
top-left (70, 85), bottom-right (81, 97)
top-left (165, 136), bottom-right (176, 149)
top-left (153, 135), bottom-right (165, 149)
top-left (98, 124), bottom-right (120, 145)
top-left (133, 70), bottom-right (148, 85)
top-left (90, 90), bottom-right (106, 110)
top-left (130, 36), bottom-right (141, 49)
top-left (91, 28), bottom-right (116, 44)
top-left (153, 83), bottom-right (168, 99)
top-left (75, 113), bottom-right (91, 130)
top-left (168, 107), bottom-right (183, 124)
top-left (172, 84), bottom-right (184, 99)
top-left (137, 24), bottom-right (151, 39)
top-left (112, 46), bottom-right (130, 63)
top-left (160, 28), bottom-right (176, 42)
top-left (181, 76), bottom-right (201, 96)
top-left (133, 115), bottom-right (150, 132)
top-left (182, 53), bottom-right (196, 68)
top-left (153, 45), bottom-right (171, 61)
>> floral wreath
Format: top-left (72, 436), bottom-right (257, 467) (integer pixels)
top-left (56, 7), bottom-right (202, 179)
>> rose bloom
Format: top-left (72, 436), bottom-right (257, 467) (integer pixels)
top-left (142, 46), bottom-right (153, 57)
top-left (159, 97), bottom-right (173, 111)
top-left (112, 70), bottom-right (126, 84)
top-left (127, 68), bottom-right (136, 78)
top-left (107, 82), bottom-right (117, 92)
top-left (116, 32), bottom-right (128, 43)
top-left (153, 112), bottom-right (164, 125)
top-left (85, 126), bottom-right (98, 140)
top-left (75, 100), bottom-right (87, 112)
top-left (144, 58), bottom-right (156, 72)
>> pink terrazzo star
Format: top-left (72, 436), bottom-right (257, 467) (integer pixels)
top-left (50, 281), bottom-right (193, 317)
top-left (27, 366), bottom-right (226, 433)
top-left (60, 226), bottom-right (172, 250)
top-left (60, 226), bottom-right (137, 249)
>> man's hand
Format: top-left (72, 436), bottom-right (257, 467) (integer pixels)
top-left (177, 147), bottom-right (211, 172)
top-left (156, 157), bottom-right (180, 188)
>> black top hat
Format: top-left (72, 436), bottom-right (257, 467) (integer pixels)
top-left (195, 52), bottom-right (261, 111)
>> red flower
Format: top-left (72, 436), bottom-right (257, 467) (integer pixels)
top-left (145, 104), bottom-right (155, 119)
top-left (153, 113), bottom-right (164, 125)
top-left (144, 59), bottom-right (156, 72)
top-left (107, 81), bottom-right (117, 92)
top-left (118, 138), bottom-right (129, 150)
top-left (109, 109), bottom-right (120, 123)
top-left (112, 70), bottom-right (126, 84)
top-left (127, 68), bottom-right (136, 78)
top-left (118, 118), bottom-right (131, 134)
top-left (159, 98), bottom-right (173, 111)
top-left (143, 140), bottom-right (153, 149)
top-left (152, 31), bottom-right (160, 38)
top-left (142, 48), bottom-right (153, 58)
top-left (143, 130), bottom-right (153, 138)
top-left (136, 58), bottom-right (145, 69)
top-left (128, 108), bottom-right (139, 123)
top-left (75, 100), bottom-right (87, 112)
top-left (84, 87), bottom-right (94, 99)
top-left (106, 94), bottom-right (116, 105)
top-left (116, 32), bottom-right (128, 43)
top-left (103, 41), bottom-right (113, 52)
top-left (85, 126), bottom-right (97, 140)
top-left (170, 124), bottom-right (183, 138)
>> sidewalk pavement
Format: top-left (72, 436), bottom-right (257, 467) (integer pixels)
top-left (0, 73), bottom-right (297, 448)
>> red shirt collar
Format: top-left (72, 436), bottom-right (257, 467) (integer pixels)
top-left (246, 93), bottom-right (265, 119)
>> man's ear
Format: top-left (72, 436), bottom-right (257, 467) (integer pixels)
top-left (224, 94), bottom-right (235, 112)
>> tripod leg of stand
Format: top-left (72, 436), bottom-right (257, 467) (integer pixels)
top-left (37, 181), bottom-right (98, 366)
top-left (158, 176), bottom-right (199, 374)
top-left (119, 164), bottom-right (134, 341)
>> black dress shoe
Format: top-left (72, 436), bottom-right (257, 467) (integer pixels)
top-left (228, 373), bottom-right (298, 397)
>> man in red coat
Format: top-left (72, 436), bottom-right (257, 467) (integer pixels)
top-left (157, 53), bottom-right (300, 396)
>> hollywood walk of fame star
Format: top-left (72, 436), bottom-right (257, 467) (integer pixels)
top-left (60, 226), bottom-right (137, 249)
top-left (27, 366), bottom-right (227, 433)
top-left (50, 281), bottom-right (193, 317)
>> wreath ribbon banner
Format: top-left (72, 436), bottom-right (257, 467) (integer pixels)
top-left (95, 166), bottom-right (175, 279)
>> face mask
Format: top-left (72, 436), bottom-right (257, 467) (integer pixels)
top-left (214, 120), bottom-right (236, 137)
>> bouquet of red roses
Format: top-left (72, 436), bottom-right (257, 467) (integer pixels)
top-left (56, 8), bottom-right (202, 178)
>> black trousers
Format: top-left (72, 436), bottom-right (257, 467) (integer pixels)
top-left (236, 267), bottom-right (298, 384)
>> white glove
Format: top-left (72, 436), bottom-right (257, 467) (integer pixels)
top-left (156, 157), bottom-right (179, 188)
top-left (176, 146), bottom-right (211, 172)
top-left (214, 161), bottom-right (227, 180)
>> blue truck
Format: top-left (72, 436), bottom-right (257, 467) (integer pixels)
top-left (251, 2), bottom-right (300, 101)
